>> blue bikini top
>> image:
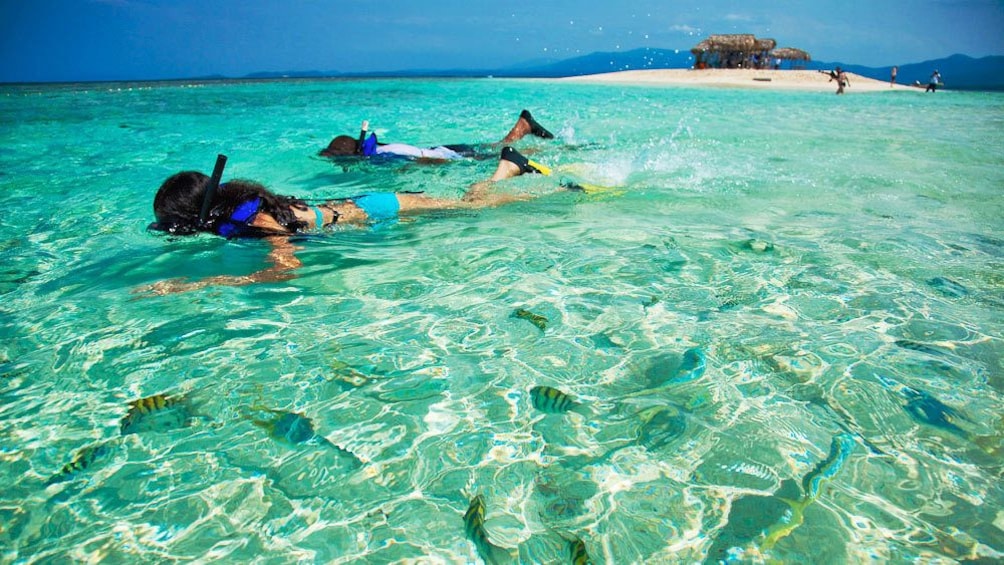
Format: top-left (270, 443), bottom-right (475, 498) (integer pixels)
top-left (215, 196), bottom-right (261, 238)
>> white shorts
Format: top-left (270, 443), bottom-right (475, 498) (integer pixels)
top-left (376, 144), bottom-right (464, 160)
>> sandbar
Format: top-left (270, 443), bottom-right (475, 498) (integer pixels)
top-left (561, 69), bottom-right (923, 93)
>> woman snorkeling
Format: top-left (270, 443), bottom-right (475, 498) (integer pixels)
top-left (142, 146), bottom-right (554, 295)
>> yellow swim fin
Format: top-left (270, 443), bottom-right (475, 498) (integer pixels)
top-left (530, 158), bottom-right (554, 175)
top-left (560, 178), bottom-right (623, 196)
top-left (526, 159), bottom-right (552, 176)
top-left (501, 146), bottom-right (552, 176)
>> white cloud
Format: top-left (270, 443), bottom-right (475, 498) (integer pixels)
top-left (669, 24), bottom-right (700, 34)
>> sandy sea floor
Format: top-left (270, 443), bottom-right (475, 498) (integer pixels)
top-left (1, 77), bottom-right (1000, 564)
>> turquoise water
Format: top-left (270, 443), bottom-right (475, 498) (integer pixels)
top-left (1, 78), bottom-right (1002, 563)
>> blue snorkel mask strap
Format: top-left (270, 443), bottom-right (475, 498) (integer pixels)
top-left (199, 154), bottom-right (228, 226)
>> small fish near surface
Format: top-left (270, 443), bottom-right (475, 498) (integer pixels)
top-left (876, 375), bottom-right (971, 438)
top-left (704, 480), bottom-right (800, 564)
top-left (902, 388), bottom-right (971, 438)
top-left (801, 432), bottom-right (856, 501)
top-left (742, 239), bottom-right (775, 253)
top-left (635, 347), bottom-right (709, 393)
top-left (636, 404), bottom-right (688, 451)
top-left (254, 409), bottom-right (317, 445)
top-left (556, 531), bottom-right (593, 565)
top-left (45, 441), bottom-right (115, 486)
top-left (513, 308), bottom-right (548, 331)
top-left (247, 407), bottom-right (364, 466)
top-left (927, 276), bottom-right (969, 298)
top-left (119, 393), bottom-right (195, 435)
top-left (463, 494), bottom-right (515, 565)
top-left (675, 347), bottom-right (707, 384)
top-left (530, 386), bottom-right (581, 414)
top-left (759, 433), bottom-right (856, 551)
top-left (894, 339), bottom-right (955, 358)
top-left (587, 403), bottom-right (688, 467)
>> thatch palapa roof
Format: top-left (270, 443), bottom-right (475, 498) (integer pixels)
top-left (689, 40), bottom-right (711, 55)
top-left (691, 34), bottom-right (804, 69)
top-left (691, 35), bottom-right (794, 56)
top-left (771, 47), bottom-right (811, 61)
top-left (704, 34), bottom-right (756, 52)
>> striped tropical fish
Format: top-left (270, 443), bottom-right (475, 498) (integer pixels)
top-left (463, 494), bottom-right (513, 564)
top-left (530, 386), bottom-right (579, 414)
top-left (513, 308), bottom-right (548, 331)
top-left (568, 535), bottom-right (593, 565)
top-left (45, 441), bottom-right (113, 485)
top-left (119, 393), bottom-right (193, 435)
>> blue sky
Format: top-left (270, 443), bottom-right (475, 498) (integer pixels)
top-left (2, 0), bottom-right (1002, 82)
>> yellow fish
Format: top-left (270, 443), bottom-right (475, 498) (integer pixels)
top-left (567, 535), bottom-right (593, 565)
top-left (554, 531), bottom-right (593, 565)
top-left (530, 385), bottom-right (579, 414)
top-left (46, 441), bottom-right (113, 485)
top-left (513, 308), bottom-right (548, 331)
top-left (119, 393), bottom-right (193, 435)
top-left (463, 495), bottom-right (514, 564)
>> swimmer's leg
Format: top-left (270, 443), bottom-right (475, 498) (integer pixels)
top-left (497, 146), bottom-right (550, 176)
top-left (461, 147), bottom-right (541, 206)
top-left (500, 109), bottom-right (555, 143)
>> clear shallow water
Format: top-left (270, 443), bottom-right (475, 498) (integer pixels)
top-left (1, 78), bottom-right (1002, 563)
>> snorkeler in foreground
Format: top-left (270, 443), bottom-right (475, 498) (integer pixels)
top-left (141, 147), bottom-right (554, 295)
top-left (319, 109), bottom-right (554, 161)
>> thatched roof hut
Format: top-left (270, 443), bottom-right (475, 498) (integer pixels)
top-left (754, 38), bottom-right (777, 52)
top-left (689, 40), bottom-right (711, 55)
top-left (771, 47), bottom-right (811, 61)
top-left (769, 47), bottom-right (812, 69)
top-left (707, 34), bottom-right (756, 51)
top-left (691, 34), bottom-right (780, 69)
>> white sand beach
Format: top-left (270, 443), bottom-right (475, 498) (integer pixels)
top-left (562, 69), bottom-right (923, 93)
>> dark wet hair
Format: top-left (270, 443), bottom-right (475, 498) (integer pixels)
top-left (151, 171), bottom-right (309, 236)
top-left (319, 135), bottom-right (358, 157)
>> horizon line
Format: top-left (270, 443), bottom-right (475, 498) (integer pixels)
top-left (2, 51), bottom-right (1000, 87)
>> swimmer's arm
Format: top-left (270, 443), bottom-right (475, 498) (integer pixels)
top-left (135, 223), bottom-right (303, 296)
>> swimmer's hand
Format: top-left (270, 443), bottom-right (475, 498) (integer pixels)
top-left (133, 278), bottom-right (200, 296)
top-left (133, 270), bottom-right (297, 296)
top-left (361, 120), bottom-right (369, 132)
top-left (134, 236), bottom-right (301, 296)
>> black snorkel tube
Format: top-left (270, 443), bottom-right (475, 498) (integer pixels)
top-left (356, 128), bottom-right (367, 155)
top-left (199, 154), bottom-right (228, 226)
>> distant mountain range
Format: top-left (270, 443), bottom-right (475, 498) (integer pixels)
top-left (245, 49), bottom-right (1004, 91)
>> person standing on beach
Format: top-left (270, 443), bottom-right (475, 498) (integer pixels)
top-left (830, 67), bottom-right (850, 94)
top-left (890, 66), bottom-right (898, 87)
top-left (926, 70), bottom-right (942, 92)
